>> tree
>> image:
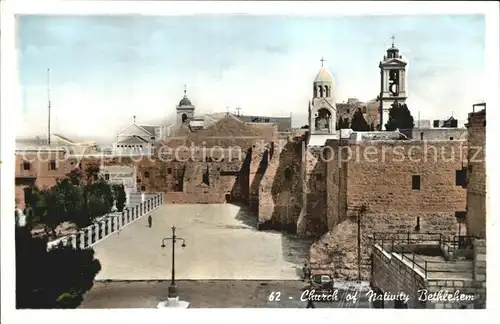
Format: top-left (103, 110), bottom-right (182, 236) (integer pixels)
top-left (385, 101), bottom-right (415, 131)
top-left (15, 225), bottom-right (101, 309)
top-left (337, 117), bottom-right (350, 129)
top-left (67, 168), bottom-right (83, 186)
top-left (84, 165), bottom-right (101, 184)
top-left (113, 184), bottom-right (127, 212)
top-left (24, 186), bottom-right (45, 225)
top-left (350, 108), bottom-right (370, 131)
top-left (83, 180), bottom-right (114, 221)
top-left (22, 166), bottom-right (115, 232)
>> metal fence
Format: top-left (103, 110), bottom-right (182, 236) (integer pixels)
top-left (373, 232), bottom-right (476, 279)
top-left (46, 193), bottom-right (163, 251)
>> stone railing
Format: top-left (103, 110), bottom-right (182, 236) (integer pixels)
top-left (47, 193), bottom-right (163, 251)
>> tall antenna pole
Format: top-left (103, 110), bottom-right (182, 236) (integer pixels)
top-left (47, 68), bottom-right (51, 145)
top-left (418, 111), bottom-right (420, 128)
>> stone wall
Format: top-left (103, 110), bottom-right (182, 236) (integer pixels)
top-left (466, 109), bottom-right (486, 238)
top-left (164, 192), bottom-right (223, 204)
top-left (258, 138), bottom-right (304, 232)
top-left (412, 128), bottom-right (467, 141)
top-left (301, 146), bottom-right (328, 236)
top-left (311, 140), bottom-right (467, 280)
top-left (371, 244), bottom-right (426, 308)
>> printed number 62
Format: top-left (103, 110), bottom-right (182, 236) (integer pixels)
top-left (268, 292), bottom-right (281, 301)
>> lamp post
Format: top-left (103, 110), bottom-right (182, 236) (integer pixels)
top-left (161, 226), bottom-right (186, 298)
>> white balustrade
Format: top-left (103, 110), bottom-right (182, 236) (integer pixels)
top-left (46, 193), bottom-right (163, 250)
top-left (87, 227), bottom-right (92, 246)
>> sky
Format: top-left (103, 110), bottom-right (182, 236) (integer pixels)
top-left (17, 14), bottom-right (485, 140)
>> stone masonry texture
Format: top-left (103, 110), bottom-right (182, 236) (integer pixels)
top-left (311, 140), bottom-right (467, 280)
top-left (371, 238), bottom-right (486, 309)
top-left (465, 109), bottom-right (486, 238)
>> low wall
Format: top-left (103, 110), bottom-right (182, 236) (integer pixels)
top-left (46, 193), bottom-right (164, 251)
top-left (164, 192), bottom-right (224, 204)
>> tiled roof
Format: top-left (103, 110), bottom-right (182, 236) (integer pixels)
top-left (117, 136), bottom-right (150, 144)
top-left (138, 125), bottom-right (157, 135)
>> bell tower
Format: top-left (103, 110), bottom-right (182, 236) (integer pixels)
top-left (309, 57), bottom-right (336, 135)
top-left (379, 36), bottom-right (408, 130)
top-left (176, 84), bottom-right (195, 125)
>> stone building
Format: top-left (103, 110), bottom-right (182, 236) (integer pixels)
top-left (336, 98), bottom-right (380, 130)
top-left (367, 104), bottom-right (487, 309)
top-left (113, 117), bottom-right (157, 156)
top-left (15, 146), bottom-right (72, 210)
top-left (310, 137), bottom-right (468, 280)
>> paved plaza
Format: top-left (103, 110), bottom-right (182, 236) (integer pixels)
top-left (93, 203), bottom-right (312, 280)
top-left (81, 280), bottom-right (372, 308)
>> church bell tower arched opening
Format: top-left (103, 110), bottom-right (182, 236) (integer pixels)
top-left (378, 36), bottom-right (408, 130)
top-left (308, 57), bottom-right (337, 136)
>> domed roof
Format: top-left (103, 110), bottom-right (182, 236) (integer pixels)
top-left (179, 96), bottom-right (192, 106)
top-left (314, 66), bottom-right (334, 83)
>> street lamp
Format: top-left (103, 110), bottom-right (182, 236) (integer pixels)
top-left (161, 226), bottom-right (186, 298)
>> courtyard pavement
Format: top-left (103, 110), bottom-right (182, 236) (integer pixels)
top-left (81, 280), bottom-right (372, 308)
top-left (93, 203), bottom-right (312, 280)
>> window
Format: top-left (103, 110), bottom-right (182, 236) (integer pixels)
top-left (105, 174), bottom-right (110, 181)
top-left (144, 171), bottom-right (150, 178)
top-left (346, 109), bottom-right (350, 114)
top-left (362, 107), bottom-right (367, 114)
top-left (49, 160), bottom-right (57, 171)
top-left (167, 168), bottom-right (172, 175)
top-left (316, 174), bottom-right (323, 181)
top-left (449, 137), bottom-right (454, 140)
top-left (412, 175), bottom-right (420, 190)
top-left (284, 167), bottom-right (293, 181)
top-left (141, 186), bottom-right (146, 191)
top-left (456, 169), bottom-right (467, 187)
top-left (22, 161), bottom-right (31, 171)
top-left (420, 132), bottom-right (424, 140)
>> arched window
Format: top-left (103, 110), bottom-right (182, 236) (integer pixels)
top-left (319, 86), bottom-right (324, 97)
top-left (182, 114), bottom-right (188, 123)
top-left (325, 86), bottom-right (330, 97)
top-left (284, 167), bottom-right (293, 181)
top-left (313, 86), bottom-right (317, 98)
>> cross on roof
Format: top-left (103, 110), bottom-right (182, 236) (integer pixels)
top-left (235, 106), bottom-right (242, 116)
top-left (184, 84), bottom-right (187, 96)
top-left (391, 35), bottom-right (395, 47)
top-left (320, 57), bottom-right (325, 67)
top-left (133, 115), bottom-right (136, 123)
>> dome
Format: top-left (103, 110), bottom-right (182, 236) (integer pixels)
top-left (179, 96), bottom-right (192, 106)
top-left (314, 66), bottom-right (334, 83)
top-left (387, 45), bottom-right (399, 52)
